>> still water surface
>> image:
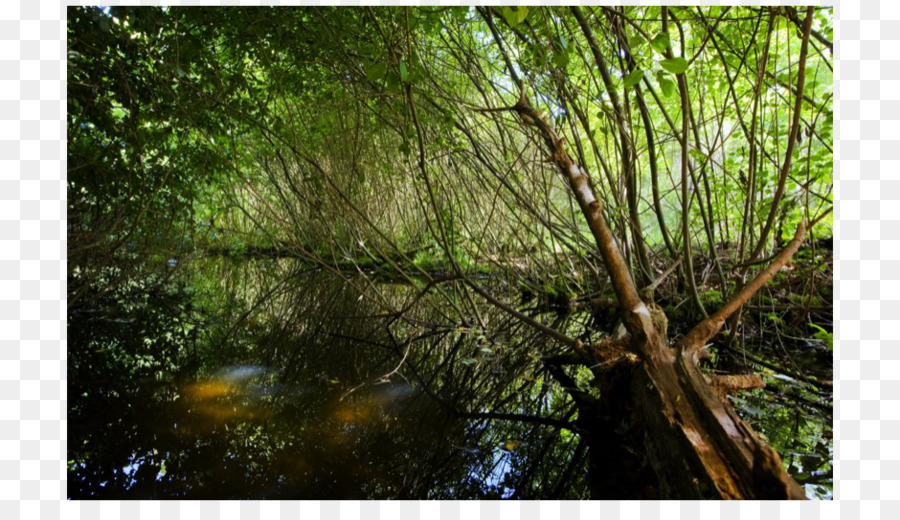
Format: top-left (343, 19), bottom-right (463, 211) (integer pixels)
top-left (68, 258), bottom-right (832, 499)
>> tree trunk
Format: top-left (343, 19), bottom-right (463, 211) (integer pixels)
top-left (509, 84), bottom-right (806, 499)
top-left (579, 331), bottom-right (806, 499)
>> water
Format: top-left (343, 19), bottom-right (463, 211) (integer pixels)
top-left (67, 257), bottom-right (831, 499)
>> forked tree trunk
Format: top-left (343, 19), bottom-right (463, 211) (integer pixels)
top-left (508, 87), bottom-right (807, 499)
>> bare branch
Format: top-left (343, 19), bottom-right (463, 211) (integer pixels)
top-left (678, 221), bottom-right (806, 353)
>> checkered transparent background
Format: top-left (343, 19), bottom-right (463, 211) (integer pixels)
top-left (0, 0), bottom-right (863, 518)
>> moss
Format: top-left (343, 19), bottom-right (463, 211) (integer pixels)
top-left (649, 303), bottom-right (669, 340)
top-left (699, 290), bottom-right (723, 308)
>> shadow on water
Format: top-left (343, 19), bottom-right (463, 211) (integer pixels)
top-left (68, 257), bottom-right (831, 499)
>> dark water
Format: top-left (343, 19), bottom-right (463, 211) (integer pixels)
top-left (67, 258), bottom-right (832, 499)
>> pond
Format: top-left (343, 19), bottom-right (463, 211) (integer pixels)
top-left (67, 258), bottom-right (832, 499)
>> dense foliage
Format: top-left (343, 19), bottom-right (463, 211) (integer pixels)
top-left (68, 6), bottom-right (832, 499)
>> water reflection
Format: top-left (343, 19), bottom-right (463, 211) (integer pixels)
top-left (67, 257), bottom-right (831, 499)
top-left (68, 258), bottom-right (586, 498)
top-left (180, 365), bottom-right (279, 425)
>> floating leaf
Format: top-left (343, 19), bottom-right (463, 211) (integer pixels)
top-left (624, 69), bottom-right (644, 88)
top-left (771, 374), bottom-right (797, 383)
top-left (660, 57), bottom-right (689, 74)
top-left (515, 7), bottom-right (529, 25)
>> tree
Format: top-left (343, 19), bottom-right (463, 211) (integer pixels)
top-left (68, 5), bottom-right (833, 499)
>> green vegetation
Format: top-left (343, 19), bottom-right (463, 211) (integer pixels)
top-left (68, 6), bottom-right (832, 500)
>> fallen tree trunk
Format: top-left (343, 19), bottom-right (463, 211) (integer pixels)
top-left (495, 80), bottom-right (807, 499)
top-left (579, 326), bottom-right (805, 499)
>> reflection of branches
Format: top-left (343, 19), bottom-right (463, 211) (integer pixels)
top-left (214, 265), bottom-right (317, 354)
top-left (386, 274), bottom-right (463, 328)
top-left (455, 411), bottom-right (576, 432)
top-left (340, 326), bottom-right (414, 401)
top-left (510, 405), bottom-right (578, 499)
top-left (542, 358), bottom-right (597, 409)
top-left (463, 278), bottom-right (579, 349)
top-left (339, 317), bottom-right (458, 401)
top-left (551, 437), bottom-right (588, 499)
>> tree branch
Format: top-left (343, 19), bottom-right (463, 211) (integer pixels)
top-left (678, 221), bottom-right (806, 353)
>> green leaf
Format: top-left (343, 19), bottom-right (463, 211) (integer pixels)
top-left (627, 35), bottom-right (645, 50)
top-left (650, 32), bottom-right (670, 54)
top-left (461, 358), bottom-right (477, 366)
top-left (809, 323), bottom-right (833, 351)
top-left (501, 7), bottom-right (528, 27)
top-left (717, 79), bottom-right (729, 94)
top-left (385, 71), bottom-right (401, 92)
top-left (399, 61), bottom-right (409, 82)
top-left (658, 76), bottom-right (675, 97)
top-left (365, 62), bottom-right (387, 82)
top-left (660, 57), bottom-right (689, 74)
top-left (515, 7), bottom-right (529, 25)
top-left (689, 149), bottom-right (707, 163)
top-left (624, 69), bottom-right (644, 88)
top-left (552, 50), bottom-right (569, 68)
